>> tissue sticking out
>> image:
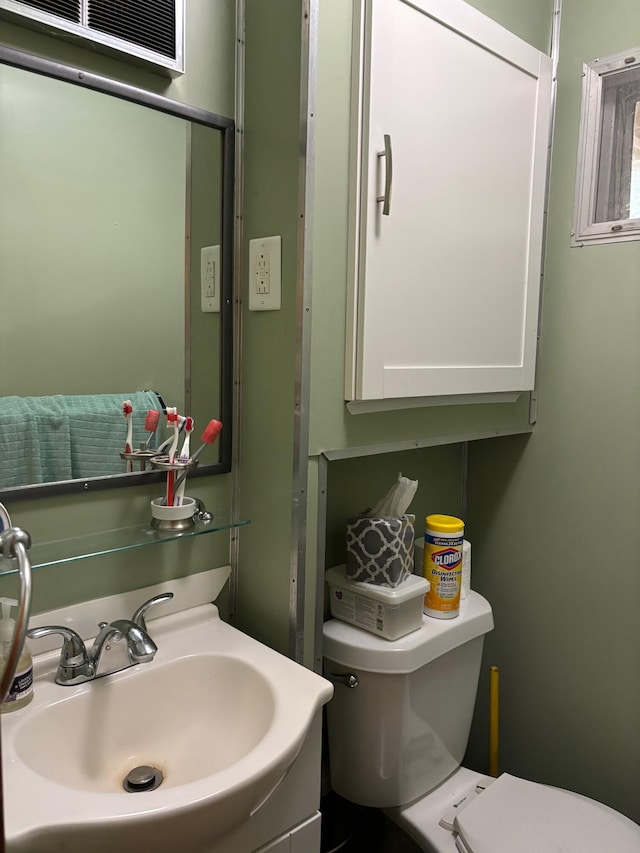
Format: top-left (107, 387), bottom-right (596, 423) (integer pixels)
top-left (371, 473), bottom-right (418, 518)
top-left (345, 472), bottom-right (418, 588)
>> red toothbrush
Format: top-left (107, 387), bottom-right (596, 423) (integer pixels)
top-left (144, 409), bottom-right (160, 450)
top-left (165, 408), bottom-right (180, 507)
top-left (172, 419), bottom-right (223, 496)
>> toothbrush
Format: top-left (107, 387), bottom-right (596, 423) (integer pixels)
top-left (143, 409), bottom-right (160, 450)
top-left (164, 408), bottom-right (180, 507)
top-left (174, 417), bottom-right (194, 506)
top-left (122, 400), bottom-right (133, 472)
top-left (172, 419), bottom-right (223, 495)
top-left (156, 415), bottom-right (187, 455)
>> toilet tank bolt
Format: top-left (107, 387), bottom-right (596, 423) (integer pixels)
top-left (327, 672), bottom-right (359, 689)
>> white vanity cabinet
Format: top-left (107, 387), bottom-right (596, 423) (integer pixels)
top-left (346, 0), bottom-right (553, 403)
top-left (210, 710), bottom-right (324, 853)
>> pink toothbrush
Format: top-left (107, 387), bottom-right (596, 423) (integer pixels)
top-left (174, 417), bottom-right (194, 506)
top-left (122, 400), bottom-right (133, 472)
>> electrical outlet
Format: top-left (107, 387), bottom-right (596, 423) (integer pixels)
top-left (201, 245), bottom-right (220, 313)
top-left (249, 236), bottom-right (281, 311)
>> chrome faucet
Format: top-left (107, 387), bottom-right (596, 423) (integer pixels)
top-left (90, 618), bottom-right (157, 677)
top-left (27, 592), bottom-right (173, 686)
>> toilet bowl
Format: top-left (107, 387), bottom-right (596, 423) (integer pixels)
top-left (323, 591), bottom-right (640, 853)
top-left (387, 766), bottom-right (640, 852)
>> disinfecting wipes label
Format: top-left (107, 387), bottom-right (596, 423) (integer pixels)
top-left (424, 532), bottom-right (463, 617)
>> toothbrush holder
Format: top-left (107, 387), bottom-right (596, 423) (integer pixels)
top-left (148, 455), bottom-right (199, 475)
top-left (120, 447), bottom-right (161, 471)
top-left (150, 496), bottom-right (197, 531)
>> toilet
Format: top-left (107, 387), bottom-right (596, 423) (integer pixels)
top-left (323, 591), bottom-right (640, 853)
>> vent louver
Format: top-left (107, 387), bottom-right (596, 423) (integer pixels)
top-left (17, 0), bottom-right (79, 21)
top-left (88, 0), bottom-right (176, 60)
top-left (0, 0), bottom-right (183, 73)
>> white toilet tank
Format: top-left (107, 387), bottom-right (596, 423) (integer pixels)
top-left (323, 591), bottom-right (493, 809)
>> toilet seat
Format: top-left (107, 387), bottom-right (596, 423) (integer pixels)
top-left (453, 773), bottom-right (640, 853)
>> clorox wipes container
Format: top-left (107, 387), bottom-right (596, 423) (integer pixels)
top-left (423, 514), bottom-right (464, 619)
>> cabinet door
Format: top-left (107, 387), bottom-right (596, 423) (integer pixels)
top-left (346, 0), bottom-right (552, 401)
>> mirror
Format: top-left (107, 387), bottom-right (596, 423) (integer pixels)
top-left (0, 45), bottom-right (234, 499)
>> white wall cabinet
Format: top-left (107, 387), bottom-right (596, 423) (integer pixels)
top-left (346, 0), bottom-right (552, 403)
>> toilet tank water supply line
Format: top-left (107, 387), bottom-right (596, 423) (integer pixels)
top-left (489, 665), bottom-right (500, 777)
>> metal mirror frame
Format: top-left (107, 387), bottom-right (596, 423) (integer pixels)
top-left (0, 44), bottom-right (234, 500)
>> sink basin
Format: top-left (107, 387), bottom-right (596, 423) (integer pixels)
top-left (2, 603), bottom-right (333, 852)
top-left (14, 655), bottom-right (276, 792)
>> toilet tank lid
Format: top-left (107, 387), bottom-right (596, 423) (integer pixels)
top-left (322, 591), bottom-right (494, 674)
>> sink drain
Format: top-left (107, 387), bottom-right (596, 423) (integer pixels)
top-left (123, 765), bottom-right (163, 793)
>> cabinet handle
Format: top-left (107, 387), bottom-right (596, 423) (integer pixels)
top-left (376, 133), bottom-right (393, 216)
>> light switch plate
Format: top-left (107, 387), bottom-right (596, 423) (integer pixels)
top-left (201, 245), bottom-right (220, 313)
top-left (249, 236), bottom-right (281, 311)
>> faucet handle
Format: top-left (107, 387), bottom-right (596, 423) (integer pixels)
top-left (27, 625), bottom-right (87, 665)
top-left (131, 592), bottom-right (174, 632)
top-left (27, 626), bottom-right (94, 684)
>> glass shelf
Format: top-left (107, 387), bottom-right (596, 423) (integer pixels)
top-left (0, 515), bottom-right (249, 575)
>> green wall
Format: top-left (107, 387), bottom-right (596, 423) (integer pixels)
top-left (303, 0), bottom-right (553, 668)
top-left (1, 64), bottom-right (185, 404)
top-left (0, 2), bottom-right (236, 616)
top-left (236, 0), bottom-right (555, 663)
top-left (467, 0), bottom-right (551, 50)
top-left (189, 124), bottom-right (224, 451)
top-left (5, 0), bottom-right (637, 827)
top-left (467, 0), bottom-right (640, 822)
top-left (235, 0), bottom-right (302, 652)
top-left (308, 0), bottom-right (640, 825)
top-left (0, 4), bottom-right (235, 112)
top-left (237, 0), bottom-right (495, 659)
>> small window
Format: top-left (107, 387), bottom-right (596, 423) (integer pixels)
top-left (572, 47), bottom-right (640, 246)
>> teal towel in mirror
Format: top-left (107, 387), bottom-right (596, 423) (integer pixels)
top-left (0, 391), bottom-right (163, 488)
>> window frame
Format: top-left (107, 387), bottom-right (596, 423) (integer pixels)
top-left (572, 46), bottom-right (640, 247)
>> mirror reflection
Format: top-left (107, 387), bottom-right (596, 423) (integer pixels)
top-left (0, 49), bottom-right (234, 496)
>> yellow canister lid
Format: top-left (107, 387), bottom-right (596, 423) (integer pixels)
top-left (425, 514), bottom-right (464, 533)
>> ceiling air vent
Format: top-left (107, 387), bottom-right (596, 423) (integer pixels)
top-left (88, 0), bottom-right (177, 60)
top-left (18, 0), bottom-right (79, 22)
top-left (0, 0), bottom-right (184, 74)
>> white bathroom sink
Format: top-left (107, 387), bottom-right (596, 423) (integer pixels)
top-left (2, 604), bottom-right (333, 853)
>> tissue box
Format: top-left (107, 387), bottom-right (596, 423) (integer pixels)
top-left (346, 514), bottom-right (415, 587)
top-left (326, 565), bottom-right (429, 640)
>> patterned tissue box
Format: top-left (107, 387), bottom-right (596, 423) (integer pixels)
top-left (345, 514), bottom-right (415, 587)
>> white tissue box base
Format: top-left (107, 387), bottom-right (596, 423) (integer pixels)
top-left (326, 565), bottom-right (429, 641)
